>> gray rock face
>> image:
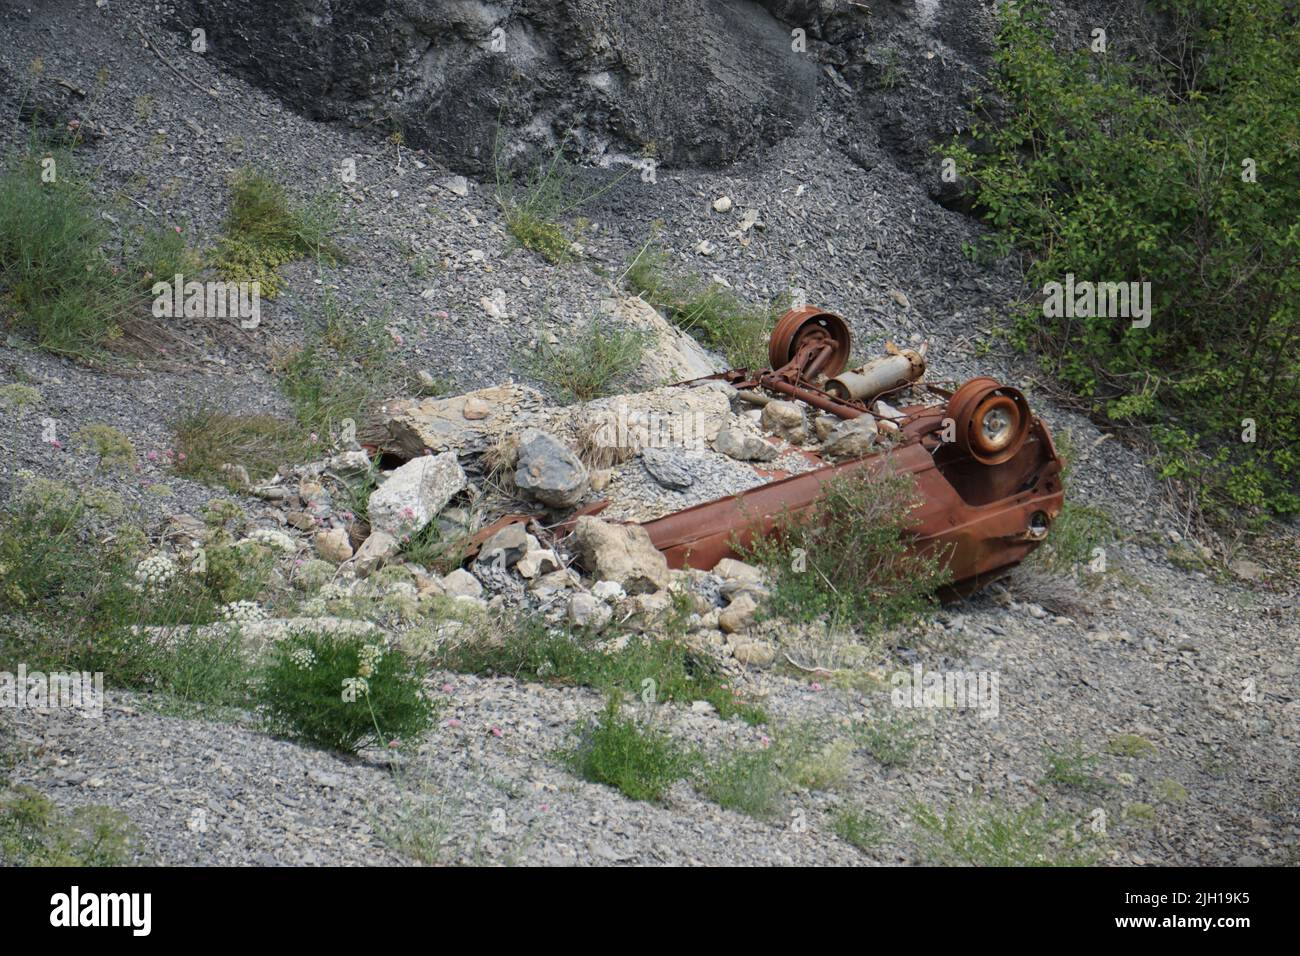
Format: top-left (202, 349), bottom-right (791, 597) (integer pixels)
top-left (761, 400), bottom-right (807, 443)
top-left (477, 523), bottom-right (531, 570)
top-left (822, 416), bottom-right (879, 461)
top-left (353, 530), bottom-right (398, 577)
top-left (713, 427), bottom-right (778, 462)
top-left (367, 452), bottom-right (466, 539)
top-left (440, 568), bottom-right (484, 599)
top-left (515, 429), bottom-right (589, 509)
top-left (178, 0), bottom-right (819, 173)
top-left (641, 448), bottom-right (694, 490)
top-left (568, 592), bottom-right (613, 629)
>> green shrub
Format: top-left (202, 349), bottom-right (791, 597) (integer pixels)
top-left (494, 139), bottom-right (625, 264)
top-left (196, 533), bottom-right (275, 604)
top-left (558, 696), bottom-right (693, 802)
top-left (525, 316), bottom-right (650, 402)
top-left (436, 612), bottom-right (766, 724)
top-left (0, 485), bottom-right (253, 698)
top-left (854, 714), bottom-right (920, 768)
top-left (947, 0), bottom-right (1300, 520)
top-left (1040, 742), bottom-right (1108, 793)
top-left (697, 746), bottom-right (785, 819)
top-left (277, 287), bottom-right (413, 436)
top-left (400, 519), bottom-right (473, 576)
top-left (214, 168), bottom-right (337, 297)
top-left (0, 787), bottom-right (142, 866)
top-left (832, 804), bottom-right (886, 851)
top-left (626, 241), bottom-right (784, 369)
top-left (73, 424), bottom-right (136, 471)
top-left (146, 626), bottom-right (252, 712)
top-left (742, 467), bottom-right (950, 635)
top-left (132, 223), bottom-right (202, 288)
top-left (0, 383), bottom-right (41, 409)
top-left (782, 735), bottom-right (854, 792)
top-left (1106, 733), bottom-right (1157, 758)
top-left (258, 631), bottom-right (434, 754)
top-left (0, 149), bottom-right (137, 358)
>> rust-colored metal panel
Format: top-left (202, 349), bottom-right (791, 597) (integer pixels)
top-left (639, 413), bottom-right (1064, 587)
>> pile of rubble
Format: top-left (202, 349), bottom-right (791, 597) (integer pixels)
top-left (179, 341), bottom-right (927, 665)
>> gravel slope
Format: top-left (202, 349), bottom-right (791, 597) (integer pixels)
top-left (0, 0), bottom-right (1295, 867)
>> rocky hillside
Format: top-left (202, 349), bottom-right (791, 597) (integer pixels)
top-left (0, 0), bottom-right (1295, 867)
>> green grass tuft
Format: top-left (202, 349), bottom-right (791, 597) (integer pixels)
top-left (625, 241), bottom-right (784, 369)
top-left (742, 467), bottom-right (950, 637)
top-left (911, 799), bottom-right (1099, 866)
top-left (525, 316), bottom-right (650, 403)
top-left (214, 168), bottom-right (337, 298)
top-left (559, 696), bottom-right (693, 802)
top-left (172, 406), bottom-right (308, 489)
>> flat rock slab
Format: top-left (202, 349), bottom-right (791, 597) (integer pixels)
top-left (372, 384), bottom-right (547, 459)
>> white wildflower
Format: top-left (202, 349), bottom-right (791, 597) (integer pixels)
top-left (134, 553), bottom-right (177, 590)
top-left (318, 582), bottom-right (351, 602)
top-left (220, 600), bottom-right (268, 624)
top-left (357, 643), bottom-right (383, 678)
top-left (246, 529), bottom-right (297, 553)
top-left (290, 646), bottom-right (316, 670)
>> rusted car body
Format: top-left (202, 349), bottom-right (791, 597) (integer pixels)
top-left (638, 307), bottom-right (1065, 591)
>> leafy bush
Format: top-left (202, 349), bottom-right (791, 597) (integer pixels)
top-left (626, 241), bottom-right (785, 369)
top-left (258, 631), bottom-right (434, 754)
top-left (743, 467), bottom-right (950, 635)
top-left (0, 481), bottom-right (255, 700)
top-left (947, 0), bottom-right (1300, 520)
top-left (525, 316), bottom-right (650, 402)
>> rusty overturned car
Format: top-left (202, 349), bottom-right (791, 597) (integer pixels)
top-left (638, 306), bottom-right (1065, 594)
top-left (466, 305), bottom-right (1065, 595)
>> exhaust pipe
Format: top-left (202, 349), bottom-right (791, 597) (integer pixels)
top-left (825, 343), bottom-right (927, 402)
